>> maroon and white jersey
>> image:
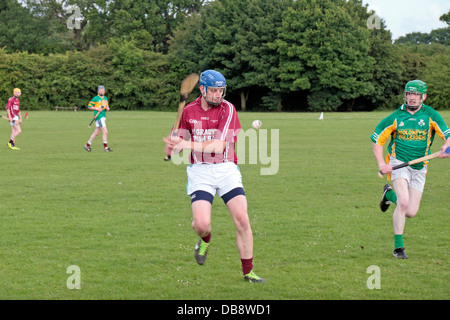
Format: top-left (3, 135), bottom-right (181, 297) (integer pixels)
top-left (6, 96), bottom-right (20, 118)
top-left (174, 96), bottom-right (241, 164)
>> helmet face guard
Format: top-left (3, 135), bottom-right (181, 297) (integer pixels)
top-left (404, 80), bottom-right (427, 111)
top-left (199, 70), bottom-right (227, 106)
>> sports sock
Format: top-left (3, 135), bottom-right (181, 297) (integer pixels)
top-left (386, 190), bottom-right (397, 204)
top-left (241, 257), bottom-right (253, 275)
top-left (9, 139), bottom-right (14, 146)
top-left (201, 233), bottom-right (211, 243)
top-left (86, 141), bottom-right (91, 147)
top-left (394, 234), bottom-right (403, 249)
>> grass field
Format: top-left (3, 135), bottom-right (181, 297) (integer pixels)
top-left (0, 110), bottom-right (448, 300)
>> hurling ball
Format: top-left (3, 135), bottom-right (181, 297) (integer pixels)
top-left (252, 119), bottom-right (262, 130)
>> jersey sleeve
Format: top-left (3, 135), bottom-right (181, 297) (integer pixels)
top-left (216, 101), bottom-right (241, 142)
top-left (429, 108), bottom-right (450, 141)
top-left (371, 116), bottom-right (397, 146)
top-left (173, 107), bottom-right (190, 140)
top-left (88, 96), bottom-right (100, 108)
top-left (5, 98), bottom-right (13, 112)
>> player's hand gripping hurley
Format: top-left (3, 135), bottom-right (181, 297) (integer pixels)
top-left (89, 99), bottom-right (108, 128)
top-left (378, 147), bottom-right (450, 178)
top-left (164, 73), bottom-right (199, 161)
top-left (1, 112), bottom-right (27, 123)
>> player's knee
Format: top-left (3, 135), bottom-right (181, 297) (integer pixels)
top-left (406, 208), bottom-right (419, 218)
top-left (193, 219), bottom-right (211, 235)
top-left (234, 212), bottom-right (251, 232)
top-left (397, 199), bottom-right (409, 212)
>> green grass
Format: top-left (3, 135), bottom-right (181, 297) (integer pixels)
top-left (0, 110), bottom-right (449, 300)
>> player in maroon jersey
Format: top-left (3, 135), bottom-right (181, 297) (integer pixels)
top-left (164, 70), bottom-right (265, 283)
top-left (6, 88), bottom-right (23, 150)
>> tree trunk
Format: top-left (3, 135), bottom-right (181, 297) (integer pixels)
top-left (347, 99), bottom-right (355, 112)
top-left (240, 89), bottom-right (249, 111)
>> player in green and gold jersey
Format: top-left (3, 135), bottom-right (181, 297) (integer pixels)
top-left (371, 80), bottom-right (450, 259)
top-left (84, 85), bottom-right (112, 152)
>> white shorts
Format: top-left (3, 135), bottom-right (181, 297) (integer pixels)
top-left (10, 116), bottom-right (19, 126)
top-left (186, 162), bottom-right (244, 197)
top-left (95, 117), bottom-right (106, 128)
top-left (389, 156), bottom-right (427, 192)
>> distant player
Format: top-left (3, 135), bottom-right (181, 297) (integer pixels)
top-left (163, 70), bottom-right (265, 282)
top-left (84, 85), bottom-right (112, 152)
top-left (6, 88), bottom-right (23, 150)
top-left (371, 80), bottom-right (450, 259)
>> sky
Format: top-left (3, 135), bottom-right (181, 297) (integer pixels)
top-left (362, 0), bottom-right (450, 40)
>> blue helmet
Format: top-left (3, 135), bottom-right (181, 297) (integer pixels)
top-left (199, 70), bottom-right (227, 106)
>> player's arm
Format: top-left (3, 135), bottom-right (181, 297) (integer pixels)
top-left (163, 137), bottom-right (226, 155)
top-left (183, 139), bottom-right (226, 154)
top-left (371, 119), bottom-right (395, 175)
top-left (88, 101), bottom-right (103, 117)
top-left (428, 109), bottom-right (450, 158)
top-left (6, 100), bottom-right (12, 121)
top-left (373, 143), bottom-right (392, 175)
top-left (104, 100), bottom-right (110, 111)
top-left (440, 137), bottom-right (450, 158)
top-left (6, 108), bottom-right (12, 122)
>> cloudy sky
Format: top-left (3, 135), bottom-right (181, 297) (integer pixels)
top-left (362, 0), bottom-right (450, 39)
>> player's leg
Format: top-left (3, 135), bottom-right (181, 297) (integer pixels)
top-left (224, 190), bottom-right (265, 283)
top-left (192, 199), bottom-right (212, 238)
top-left (392, 166), bottom-right (426, 258)
top-left (405, 169), bottom-right (426, 218)
top-left (226, 194), bottom-right (253, 259)
top-left (11, 124), bottom-right (21, 140)
top-left (380, 184), bottom-right (396, 212)
top-left (84, 127), bottom-right (100, 151)
top-left (391, 178), bottom-right (409, 258)
top-left (405, 188), bottom-right (423, 218)
top-left (191, 191), bottom-right (214, 265)
top-left (8, 124), bottom-right (21, 149)
top-left (99, 119), bottom-right (112, 151)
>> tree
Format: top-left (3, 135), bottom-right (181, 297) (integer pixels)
top-left (24, 0), bottom-right (96, 50)
top-left (85, 0), bottom-right (206, 52)
top-left (15, 0), bottom-right (205, 52)
top-left (396, 10), bottom-right (450, 46)
top-left (273, 0), bottom-right (376, 111)
top-left (347, 0), bottom-right (403, 110)
top-left (170, 0), bottom-right (405, 111)
top-left (419, 53), bottom-right (450, 109)
top-left (0, 0), bottom-right (72, 53)
top-left (169, 0), bottom-right (284, 110)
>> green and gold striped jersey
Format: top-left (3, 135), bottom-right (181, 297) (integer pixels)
top-left (88, 95), bottom-right (109, 119)
top-left (371, 104), bottom-right (450, 170)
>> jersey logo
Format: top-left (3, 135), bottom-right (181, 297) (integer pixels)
top-left (418, 119), bottom-right (425, 126)
top-left (397, 129), bottom-right (427, 141)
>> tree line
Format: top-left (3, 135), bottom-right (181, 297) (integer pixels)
top-left (0, 0), bottom-right (449, 112)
